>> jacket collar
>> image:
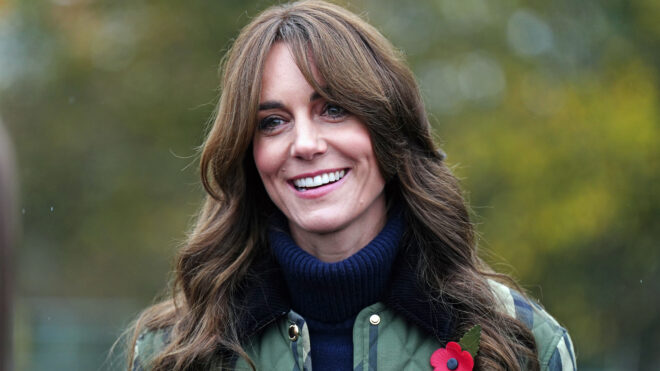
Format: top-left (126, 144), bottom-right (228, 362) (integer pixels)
top-left (237, 245), bottom-right (456, 343)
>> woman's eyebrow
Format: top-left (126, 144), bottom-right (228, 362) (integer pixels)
top-left (259, 92), bottom-right (324, 111)
top-left (258, 101), bottom-right (283, 111)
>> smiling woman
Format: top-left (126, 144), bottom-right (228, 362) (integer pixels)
top-left (128, 1), bottom-right (575, 370)
top-left (253, 42), bottom-right (387, 261)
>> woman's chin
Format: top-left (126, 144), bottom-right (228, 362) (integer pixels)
top-left (289, 217), bottom-right (345, 236)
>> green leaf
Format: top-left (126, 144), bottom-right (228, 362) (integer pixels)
top-left (459, 324), bottom-right (481, 357)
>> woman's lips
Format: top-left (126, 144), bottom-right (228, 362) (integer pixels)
top-left (291, 169), bottom-right (347, 190)
top-left (288, 168), bottom-right (350, 199)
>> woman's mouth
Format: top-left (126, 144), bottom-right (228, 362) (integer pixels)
top-left (292, 169), bottom-right (347, 191)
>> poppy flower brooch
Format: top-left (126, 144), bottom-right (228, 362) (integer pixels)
top-left (430, 325), bottom-right (481, 371)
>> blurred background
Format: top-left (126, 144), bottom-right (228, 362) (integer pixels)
top-left (0, 0), bottom-right (658, 369)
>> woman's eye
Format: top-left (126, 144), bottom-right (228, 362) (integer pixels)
top-left (258, 116), bottom-right (286, 132)
top-left (322, 103), bottom-right (347, 119)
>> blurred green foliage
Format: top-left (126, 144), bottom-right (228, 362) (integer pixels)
top-left (1, 0), bottom-right (658, 369)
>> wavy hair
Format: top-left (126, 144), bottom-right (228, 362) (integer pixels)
top-left (129, 1), bottom-right (539, 369)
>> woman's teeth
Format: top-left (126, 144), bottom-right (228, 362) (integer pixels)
top-left (293, 170), bottom-right (346, 190)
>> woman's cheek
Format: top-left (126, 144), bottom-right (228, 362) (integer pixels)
top-left (253, 136), bottom-right (283, 180)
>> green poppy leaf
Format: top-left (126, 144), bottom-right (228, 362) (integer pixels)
top-left (459, 324), bottom-right (481, 357)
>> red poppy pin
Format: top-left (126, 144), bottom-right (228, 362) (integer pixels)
top-left (430, 325), bottom-right (481, 371)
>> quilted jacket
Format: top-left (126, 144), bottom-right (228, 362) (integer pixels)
top-left (133, 252), bottom-right (576, 371)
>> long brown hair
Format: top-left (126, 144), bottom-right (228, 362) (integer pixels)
top-left (129, 1), bottom-right (539, 369)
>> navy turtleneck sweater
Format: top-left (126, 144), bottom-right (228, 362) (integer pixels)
top-left (268, 211), bottom-right (403, 371)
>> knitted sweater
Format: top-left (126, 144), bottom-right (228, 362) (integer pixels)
top-left (268, 211), bottom-right (403, 370)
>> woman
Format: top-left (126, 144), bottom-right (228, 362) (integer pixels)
top-left (0, 122), bottom-right (17, 371)
top-left (130, 1), bottom-right (576, 370)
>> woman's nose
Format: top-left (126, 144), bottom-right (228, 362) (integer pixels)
top-left (291, 117), bottom-right (327, 160)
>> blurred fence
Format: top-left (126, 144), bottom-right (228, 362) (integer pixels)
top-left (15, 298), bottom-right (138, 371)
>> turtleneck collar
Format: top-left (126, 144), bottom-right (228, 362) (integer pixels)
top-left (268, 209), bottom-right (403, 323)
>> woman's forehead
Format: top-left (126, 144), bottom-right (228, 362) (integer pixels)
top-left (260, 42), bottom-right (326, 98)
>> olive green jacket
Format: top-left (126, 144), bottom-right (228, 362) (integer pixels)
top-left (133, 280), bottom-right (576, 370)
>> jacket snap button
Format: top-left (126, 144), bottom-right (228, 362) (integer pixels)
top-left (288, 324), bottom-right (300, 341)
top-left (369, 314), bottom-right (381, 325)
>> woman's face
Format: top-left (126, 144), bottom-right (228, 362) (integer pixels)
top-left (253, 42), bottom-right (386, 246)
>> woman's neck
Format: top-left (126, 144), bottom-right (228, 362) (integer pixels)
top-left (289, 199), bottom-right (387, 263)
top-left (268, 206), bottom-right (404, 322)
